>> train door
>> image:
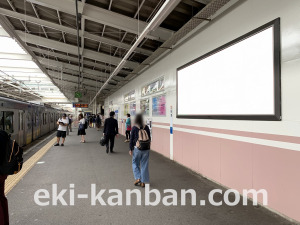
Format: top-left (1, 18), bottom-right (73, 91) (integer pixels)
top-left (18, 110), bottom-right (25, 146)
top-left (39, 111), bottom-right (42, 137)
top-left (25, 111), bottom-right (33, 145)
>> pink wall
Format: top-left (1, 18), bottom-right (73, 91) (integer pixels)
top-left (152, 124), bottom-right (300, 222)
top-left (152, 127), bottom-right (170, 158)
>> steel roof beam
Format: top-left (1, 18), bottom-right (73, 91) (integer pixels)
top-left (0, 7), bottom-right (153, 56)
top-left (31, 3), bottom-right (48, 38)
top-left (29, 46), bottom-right (130, 75)
top-left (38, 57), bottom-right (108, 77)
top-left (90, 0), bottom-right (181, 104)
top-left (26, 0), bottom-right (173, 41)
top-left (48, 72), bottom-right (111, 89)
top-left (41, 59), bottom-right (123, 83)
top-left (16, 31), bottom-right (139, 70)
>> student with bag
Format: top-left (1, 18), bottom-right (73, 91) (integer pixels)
top-left (77, 114), bottom-right (86, 143)
top-left (124, 113), bottom-right (131, 142)
top-left (129, 113), bottom-right (151, 188)
top-left (0, 130), bottom-right (24, 225)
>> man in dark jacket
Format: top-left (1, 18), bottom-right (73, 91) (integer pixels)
top-left (103, 111), bottom-right (119, 153)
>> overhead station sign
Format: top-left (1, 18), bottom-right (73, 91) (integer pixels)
top-left (75, 91), bottom-right (82, 98)
top-left (73, 103), bottom-right (89, 108)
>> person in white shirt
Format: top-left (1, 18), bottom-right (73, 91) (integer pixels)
top-left (77, 113), bottom-right (86, 143)
top-left (54, 113), bottom-right (69, 146)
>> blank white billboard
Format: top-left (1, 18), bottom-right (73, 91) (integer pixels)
top-left (177, 20), bottom-right (281, 120)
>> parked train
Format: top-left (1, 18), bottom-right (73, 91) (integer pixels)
top-left (0, 97), bottom-right (66, 147)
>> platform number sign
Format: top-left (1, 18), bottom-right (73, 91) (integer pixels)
top-left (75, 91), bottom-right (82, 98)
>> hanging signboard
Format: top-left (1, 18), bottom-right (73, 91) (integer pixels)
top-left (75, 92), bottom-right (82, 98)
top-left (73, 103), bottom-right (88, 108)
top-left (124, 90), bottom-right (135, 102)
top-left (141, 77), bottom-right (164, 97)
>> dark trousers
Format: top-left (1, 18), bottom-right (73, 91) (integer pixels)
top-left (106, 134), bottom-right (115, 153)
top-left (0, 175), bottom-right (8, 225)
top-left (126, 130), bottom-right (130, 140)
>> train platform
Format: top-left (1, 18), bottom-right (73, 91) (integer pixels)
top-left (5, 128), bottom-right (296, 225)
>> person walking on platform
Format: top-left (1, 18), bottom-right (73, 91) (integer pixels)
top-left (68, 115), bottom-right (73, 133)
top-left (89, 116), bottom-right (93, 128)
top-left (103, 111), bottom-right (119, 154)
top-left (125, 113), bottom-right (131, 142)
top-left (92, 115), bottom-right (96, 128)
top-left (129, 114), bottom-right (151, 188)
top-left (96, 114), bottom-right (101, 131)
top-left (54, 113), bottom-right (69, 146)
top-left (78, 113), bottom-right (86, 143)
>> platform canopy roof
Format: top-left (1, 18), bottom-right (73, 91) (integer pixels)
top-left (0, 25), bottom-right (73, 110)
top-left (0, 0), bottom-right (234, 108)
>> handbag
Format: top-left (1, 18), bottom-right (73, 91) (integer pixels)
top-left (126, 125), bottom-right (132, 131)
top-left (100, 136), bottom-right (108, 146)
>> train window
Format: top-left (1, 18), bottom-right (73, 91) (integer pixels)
top-left (0, 111), bottom-right (14, 133)
top-left (50, 113), bottom-right (54, 122)
top-left (27, 113), bottom-right (32, 129)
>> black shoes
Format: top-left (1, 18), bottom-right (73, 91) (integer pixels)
top-left (106, 149), bottom-right (114, 154)
top-left (54, 143), bottom-right (64, 146)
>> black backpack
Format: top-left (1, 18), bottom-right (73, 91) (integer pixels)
top-left (136, 126), bottom-right (151, 150)
top-left (84, 121), bottom-right (88, 129)
top-left (0, 130), bottom-right (23, 175)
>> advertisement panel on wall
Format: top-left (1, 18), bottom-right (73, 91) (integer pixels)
top-left (130, 102), bottom-right (136, 116)
top-left (152, 95), bottom-right (166, 116)
top-left (140, 99), bottom-right (150, 116)
top-left (141, 77), bottom-right (165, 97)
top-left (124, 90), bottom-right (135, 102)
top-left (124, 104), bottom-right (129, 116)
top-left (177, 19), bottom-right (281, 120)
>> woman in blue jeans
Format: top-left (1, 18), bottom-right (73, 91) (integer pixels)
top-left (129, 114), bottom-right (151, 187)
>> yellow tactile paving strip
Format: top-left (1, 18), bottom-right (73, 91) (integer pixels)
top-left (5, 137), bottom-right (57, 195)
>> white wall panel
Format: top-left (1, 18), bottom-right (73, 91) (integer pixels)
top-left (105, 0), bottom-right (300, 137)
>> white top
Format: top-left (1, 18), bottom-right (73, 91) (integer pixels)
top-left (57, 118), bottom-right (69, 131)
top-left (79, 118), bottom-right (85, 124)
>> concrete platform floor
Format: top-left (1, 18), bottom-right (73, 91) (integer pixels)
top-left (7, 128), bottom-right (297, 225)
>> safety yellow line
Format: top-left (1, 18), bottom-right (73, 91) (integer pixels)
top-left (5, 137), bottom-right (57, 195)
